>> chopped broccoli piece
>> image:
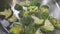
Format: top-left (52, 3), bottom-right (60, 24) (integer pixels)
top-left (0, 9), bottom-right (13, 19)
top-left (28, 6), bottom-right (38, 12)
top-left (40, 12), bottom-right (49, 19)
top-left (40, 5), bottom-right (49, 13)
top-left (50, 18), bottom-right (60, 29)
top-left (24, 0), bottom-right (30, 7)
top-left (8, 14), bottom-right (18, 22)
top-left (24, 25), bottom-right (37, 34)
top-left (50, 18), bottom-right (57, 25)
top-left (27, 6), bottom-right (38, 15)
top-left (22, 16), bottom-right (34, 26)
top-left (55, 24), bottom-right (60, 29)
top-left (35, 28), bottom-right (44, 34)
top-left (19, 11), bottom-right (29, 18)
top-left (31, 16), bottom-right (44, 25)
top-left (10, 24), bottom-right (24, 34)
top-left (22, 11), bottom-right (29, 17)
top-left (32, 0), bottom-right (40, 6)
top-left (40, 19), bottom-right (54, 32)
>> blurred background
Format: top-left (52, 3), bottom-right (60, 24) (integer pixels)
top-left (0, 0), bottom-right (60, 34)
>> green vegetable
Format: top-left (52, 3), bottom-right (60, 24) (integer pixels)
top-left (32, 0), bottom-right (40, 6)
top-left (8, 14), bottom-right (18, 22)
top-left (28, 6), bottom-right (38, 12)
top-left (22, 11), bottom-right (29, 17)
top-left (28, 6), bottom-right (38, 15)
top-left (24, 25), bottom-right (37, 34)
top-left (55, 24), bottom-right (60, 29)
top-left (31, 16), bottom-right (44, 26)
top-left (40, 12), bottom-right (49, 19)
top-left (50, 18), bottom-right (57, 25)
top-left (19, 11), bottom-right (29, 18)
top-left (10, 24), bottom-right (24, 34)
top-left (0, 9), bottom-right (13, 19)
top-left (22, 16), bottom-right (34, 26)
top-left (35, 28), bottom-right (44, 34)
top-left (40, 19), bottom-right (54, 32)
top-left (24, 0), bottom-right (30, 7)
top-left (50, 18), bottom-right (60, 29)
top-left (40, 5), bottom-right (49, 13)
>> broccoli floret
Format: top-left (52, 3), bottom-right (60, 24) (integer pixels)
top-left (35, 28), bottom-right (44, 34)
top-left (24, 25), bottom-right (37, 34)
top-left (50, 18), bottom-right (57, 25)
top-left (0, 9), bottom-right (12, 19)
top-left (40, 5), bottom-right (49, 13)
top-left (19, 11), bottom-right (29, 18)
top-left (50, 18), bottom-right (60, 29)
top-left (10, 24), bottom-right (24, 34)
top-left (8, 14), bottom-right (18, 22)
top-left (32, 0), bottom-right (40, 6)
top-left (40, 12), bottom-right (49, 19)
top-left (27, 6), bottom-right (38, 15)
top-left (22, 11), bottom-right (29, 17)
top-left (40, 19), bottom-right (54, 32)
top-left (31, 16), bottom-right (44, 26)
top-left (28, 6), bottom-right (38, 12)
top-left (55, 24), bottom-right (60, 29)
top-left (24, 0), bottom-right (30, 7)
top-left (22, 16), bottom-right (34, 26)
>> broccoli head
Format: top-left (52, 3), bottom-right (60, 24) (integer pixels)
top-left (22, 16), bottom-right (34, 26)
top-left (50, 18), bottom-right (60, 29)
top-left (40, 19), bottom-right (54, 32)
top-left (31, 16), bottom-right (44, 26)
top-left (35, 28), bottom-right (44, 34)
top-left (40, 5), bottom-right (49, 13)
top-left (24, 25), bottom-right (37, 34)
top-left (24, 0), bottom-right (30, 7)
top-left (10, 24), bottom-right (24, 34)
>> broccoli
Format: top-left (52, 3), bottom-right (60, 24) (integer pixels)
top-left (24, 25), bottom-right (37, 34)
top-left (31, 16), bottom-right (44, 26)
top-left (8, 14), bottom-right (18, 22)
top-left (55, 24), bottom-right (60, 29)
top-left (24, 0), bottom-right (30, 7)
top-left (40, 12), bottom-right (49, 19)
top-left (35, 28), bottom-right (44, 34)
top-left (50, 18), bottom-right (60, 29)
top-left (28, 6), bottom-right (38, 12)
top-left (40, 19), bottom-right (54, 32)
top-left (10, 24), bottom-right (24, 34)
top-left (22, 16), bottom-right (34, 26)
top-left (40, 5), bottom-right (49, 13)
top-left (27, 6), bottom-right (38, 15)
top-left (50, 18), bottom-right (57, 25)
top-left (22, 11), bottom-right (29, 17)
top-left (32, 0), bottom-right (40, 7)
top-left (19, 11), bottom-right (29, 18)
top-left (0, 9), bottom-right (13, 19)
